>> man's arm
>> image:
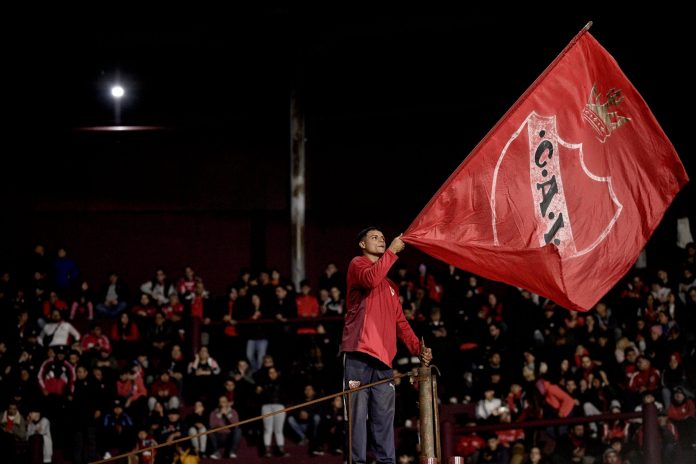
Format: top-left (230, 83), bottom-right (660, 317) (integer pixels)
top-left (352, 235), bottom-right (405, 289)
top-left (352, 251), bottom-right (399, 289)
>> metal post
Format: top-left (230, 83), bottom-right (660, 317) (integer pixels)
top-left (418, 367), bottom-right (437, 462)
top-left (432, 373), bottom-right (441, 462)
top-left (347, 390), bottom-right (352, 464)
top-left (290, 90), bottom-right (306, 290)
top-left (643, 402), bottom-right (661, 464)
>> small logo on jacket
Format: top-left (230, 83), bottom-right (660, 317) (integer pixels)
top-left (390, 287), bottom-right (395, 297)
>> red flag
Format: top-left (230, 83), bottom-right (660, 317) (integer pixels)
top-left (402, 26), bottom-right (688, 311)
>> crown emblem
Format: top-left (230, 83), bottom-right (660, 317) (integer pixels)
top-left (582, 83), bottom-right (631, 143)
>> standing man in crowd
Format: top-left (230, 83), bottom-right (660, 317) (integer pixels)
top-left (341, 227), bottom-right (432, 463)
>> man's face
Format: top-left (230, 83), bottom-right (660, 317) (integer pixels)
top-left (360, 230), bottom-right (386, 256)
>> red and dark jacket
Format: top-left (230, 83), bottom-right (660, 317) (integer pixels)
top-left (340, 250), bottom-right (420, 367)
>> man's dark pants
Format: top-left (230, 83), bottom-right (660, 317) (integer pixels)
top-left (343, 351), bottom-right (396, 464)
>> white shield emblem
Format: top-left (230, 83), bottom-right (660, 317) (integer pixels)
top-left (491, 112), bottom-right (622, 258)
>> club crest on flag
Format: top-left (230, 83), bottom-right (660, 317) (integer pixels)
top-left (582, 83), bottom-right (631, 142)
top-left (492, 112), bottom-right (623, 258)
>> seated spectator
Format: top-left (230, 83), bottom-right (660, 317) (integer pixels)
top-left (524, 446), bottom-right (550, 464)
top-left (553, 424), bottom-right (600, 464)
top-left (176, 266), bottom-right (198, 300)
top-left (495, 408), bottom-right (524, 458)
top-left (37, 346), bottom-right (75, 397)
top-left (667, 386), bottom-right (696, 447)
top-left (42, 291), bottom-right (69, 319)
top-left (110, 312), bottom-right (141, 360)
top-left (100, 399), bottom-right (135, 459)
top-left (70, 280), bottom-right (95, 331)
top-left (186, 346), bottom-right (220, 404)
top-left (601, 447), bottom-right (620, 464)
top-left (130, 293), bottom-right (157, 332)
top-left (208, 395), bottom-right (242, 459)
top-left (80, 324), bottom-right (112, 360)
top-left (96, 272), bottom-right (130, 318)
top-left (27, 406), bottom-right (52, 464)
top-left (186, 400), bottom-right (209, 457)
top-left (145, 312), bottom-right (175, 360)
top-left (323, 287), bottom-right (344, 316)
top-left (132, 429), bottom-right (157, 464)
top-left (477, 432), bottom-right (509, 464)
top-left (116, 366), bottom-right (148, 421)
top-left (628, 356), bottom-right (660, 406)
top-left (320, 396), bottom-right (345, 456)
top-left (166, 344), bottom-right (187, 392)
top-left (602, 400), bottom-right (630, 444)
top-left (287, 384), bottom-right (322, 454)
top-left (157, 408), bottom-right (185, 464)
top-left (162, 293), bottom-right (185, 323)
top-left (140, 269), bottom-right (176, 307)
top-left (476, 385), bottom-right (502, 421)
top-left (38, 309), bottom-right (81, 350)
top-left (0, 401), bottom-right (27, 457)
top-left (148, 370), bottom-right (180, 412)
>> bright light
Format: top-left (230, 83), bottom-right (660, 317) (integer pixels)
top-left (111, 85), bottom-right (125, 99)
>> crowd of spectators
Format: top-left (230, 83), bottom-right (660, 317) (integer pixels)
top-left (0, 234), bottom-right (695, 463)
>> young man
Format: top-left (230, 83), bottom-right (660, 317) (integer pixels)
top-left (341, 227), bottom-right (432, 463)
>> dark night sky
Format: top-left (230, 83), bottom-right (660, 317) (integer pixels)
top-left (3, 7), bottom-right (694, 269)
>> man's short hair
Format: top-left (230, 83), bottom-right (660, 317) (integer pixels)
top-left (356, 226), bottom-right (381, 245)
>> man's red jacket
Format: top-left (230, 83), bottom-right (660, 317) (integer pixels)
top-left (340, 250), bottom-right (420, 367)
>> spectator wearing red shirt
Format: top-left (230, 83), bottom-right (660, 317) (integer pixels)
top-left (296, 280), bottom-right (320, 335)
top-left (455, 422), bottom-right (486, 461)
top-left (111, 312), bottom-right (141, 360)
top-left (628, 356), bottom-right (660, 396)
top-left (667, 386), bottom-right (696, 446)
top-left (535, 378), bottom-right (575, 418)
top-left (148, 371), bottom-right (180, 412)
top-left (80, 324), bottom-right (112, 357)
top-left (176, 266), bottom-right (197, 299)
top-left (43, 291), bottom-right (68, 318)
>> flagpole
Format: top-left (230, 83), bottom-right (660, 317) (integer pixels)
top-left (404, 22), bottom-right (594, 236)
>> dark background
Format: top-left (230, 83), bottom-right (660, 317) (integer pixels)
top-left (2, 7), bottom-right (694, 294)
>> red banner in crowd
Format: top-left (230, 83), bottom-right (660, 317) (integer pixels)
top-left (403, 26), bottom-right (688, 311)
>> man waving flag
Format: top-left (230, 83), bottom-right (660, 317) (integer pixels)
top-left (402, 23), bottom-right (688, 311)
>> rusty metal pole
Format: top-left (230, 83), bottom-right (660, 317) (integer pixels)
top-left (290, 90), bottom-right (306, 290)
top-left (418, 366), bottom-right (437, 463)
top-left (432, 373), bottom-right (441, 462)
top-left (642, 402), bottom-right (661, 464)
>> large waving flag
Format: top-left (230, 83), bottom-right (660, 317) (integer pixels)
top-left (402, 24), bottom-right (688, 311)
